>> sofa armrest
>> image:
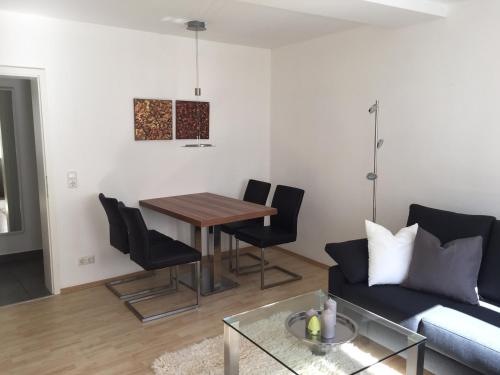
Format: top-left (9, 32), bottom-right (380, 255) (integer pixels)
top-left (325, 239), bottom-right (368, 284)
top-left (329, 265), bottom-right (347, 296)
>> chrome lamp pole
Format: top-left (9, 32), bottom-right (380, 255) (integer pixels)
top-left (184, 20), bottom-right (213, 148)
top-left (366, 100), bottom-right (383, 222)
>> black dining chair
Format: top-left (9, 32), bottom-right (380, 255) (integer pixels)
top-left (118, 205), bottom-right (201, 323)
top-left (234, 185), bottom-right (304, 289)
top-left (221, 179), bottom-right (272, 272)
top-left (99, 193), bottom-right (163, 300)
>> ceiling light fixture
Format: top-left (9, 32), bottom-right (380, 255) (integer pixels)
top-left (183, 20), bottom-right (213, 148)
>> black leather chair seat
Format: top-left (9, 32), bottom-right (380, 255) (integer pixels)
top-left (235, 226), bottom-right (297, 248)
top-left (148, 240), bottom-right (201, 270)
top-left (221, 219), bottom-right (262, 235)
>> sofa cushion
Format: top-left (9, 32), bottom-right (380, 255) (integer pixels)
top-left (419, 306), bottom-right (500, 374)
top-left (478, 221), bottom-right (500, 304)
top-left (366, 220), bottom-right (418, 286)
top-left (403, 228), bottom-right (483, 305)
top-left (329, 265), bottom-right (346, 297)
top-left (337, 282), bottom-right (500, 332)
top-left (406, 204), bottom-right (495, 253)
top-left (325, 239), bottom-right (368, 284)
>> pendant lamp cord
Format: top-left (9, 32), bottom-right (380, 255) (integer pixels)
top-left (195, 29), bottom-right (201, 145)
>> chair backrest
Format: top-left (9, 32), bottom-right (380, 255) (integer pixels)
top-left (98, 193), bottom-right (129, 254)
top-left (118, 205), bottom-right (150, 266)
top-left (270, 185), bottom-right (305, 234)
top-left (243, 179), bottom-right (271, 205)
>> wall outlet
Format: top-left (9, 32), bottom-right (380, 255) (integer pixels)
top-left (67, 171), bottom-right (78, 188)
top-left (78, 255), bottom-right (95, 266)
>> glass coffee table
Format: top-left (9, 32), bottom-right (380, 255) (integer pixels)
top-left (223, 290), bottom-right (426, 375)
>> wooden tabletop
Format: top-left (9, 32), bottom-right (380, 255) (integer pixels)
top-left (139, 192), bottom-right (277, 227)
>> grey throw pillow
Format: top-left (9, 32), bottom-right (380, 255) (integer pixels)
top-left (402, 228), bottom-right (483, 305)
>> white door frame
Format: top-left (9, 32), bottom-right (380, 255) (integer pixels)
top-left (0, 65), bottom-right (59, 294)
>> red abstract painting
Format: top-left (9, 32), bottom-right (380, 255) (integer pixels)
top-left (175, 100), bottom-right (210, 140)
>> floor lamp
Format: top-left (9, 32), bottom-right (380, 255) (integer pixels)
top-left (366, 100), bottom-right (384, 222)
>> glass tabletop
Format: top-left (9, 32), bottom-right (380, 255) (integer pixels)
top-left (223, 290), bottom-right (426, 375)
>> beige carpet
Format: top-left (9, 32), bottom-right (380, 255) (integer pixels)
top-left (152, 312), bottom-right (402, 375)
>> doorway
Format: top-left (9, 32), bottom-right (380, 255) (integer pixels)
top-left (0, 72), bottom-right (53, 305)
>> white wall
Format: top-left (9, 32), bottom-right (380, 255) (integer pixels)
top-left (0, 11), bottom-right (271, 288)
top-left (271, 0), bottom-right (500, 265)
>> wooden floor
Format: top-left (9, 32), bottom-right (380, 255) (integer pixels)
top-left (0, 247), bottom-right (414, 375)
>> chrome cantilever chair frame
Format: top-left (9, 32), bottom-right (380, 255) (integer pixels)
top-left (125, 262), bottom-right (201, 323)
top-left (227, 236), bottom-right (268, 273)
top-left (234, 240), bottom-right (302, 289)
top-left (106, 268), bottom-right (174, 301)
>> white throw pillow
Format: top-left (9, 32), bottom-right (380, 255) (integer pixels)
top-left (366, 220), bottom-right (418, 286)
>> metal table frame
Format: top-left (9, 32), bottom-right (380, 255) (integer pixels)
top-left (223, 325), bottom-right (424, 375)
top-left (179, 225), bottom-right (239, 296)
top-left (223, 291), bottom-right (426, 375)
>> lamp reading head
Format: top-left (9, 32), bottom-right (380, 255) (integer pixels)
top-left (368, 102), bottom-right (378, 114)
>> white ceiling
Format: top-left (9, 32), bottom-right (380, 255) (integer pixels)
top-left (0, 0), bottom-right (465, 48)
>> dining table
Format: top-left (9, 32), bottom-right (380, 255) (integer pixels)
top-left (139, 192), bottom-right (277, 296)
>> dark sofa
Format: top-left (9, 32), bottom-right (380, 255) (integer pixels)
top-left (326, 204), bottom-right (500, 375)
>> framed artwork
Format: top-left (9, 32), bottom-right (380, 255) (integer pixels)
top-left (133, 99), bottom-right (173, 140)
top-left (175, 100), bottom-right (210, 139)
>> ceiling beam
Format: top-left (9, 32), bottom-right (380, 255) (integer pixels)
top-left (366, 0), bottom-right (448, 17)
top-left (237, 0), bottom-right (450, 28)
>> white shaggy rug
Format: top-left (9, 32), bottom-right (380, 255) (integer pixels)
top-left (152, 312), bottom-right (402, 375)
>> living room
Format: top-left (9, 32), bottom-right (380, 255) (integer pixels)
top-left (0, 0), bottom-right (498, 374)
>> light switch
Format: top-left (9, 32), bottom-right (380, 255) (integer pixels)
top-left (67, 171), bottom-right (78, 188)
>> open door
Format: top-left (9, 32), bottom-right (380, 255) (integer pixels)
top-left (0, 72), bottom-right (55, 300)
top-left (30, 78), bottom-right (54, 294)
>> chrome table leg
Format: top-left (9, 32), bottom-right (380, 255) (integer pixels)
top-left (261, 247), bottom-right (265, 289)
top-left (235, 239), bottom-right (240, 274)
top-left (180, 225), bottom-right (238, 296)
top-left (406, 335), bottom-right (425, 375)
top-left (210, 225), bottom-right (222, 290)
top-left (203, 225), bottom-right (238, 295)
top-left (228, 234), bottom-right (233, 272)
top-left (224, 322), bottom-right (240, 375)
